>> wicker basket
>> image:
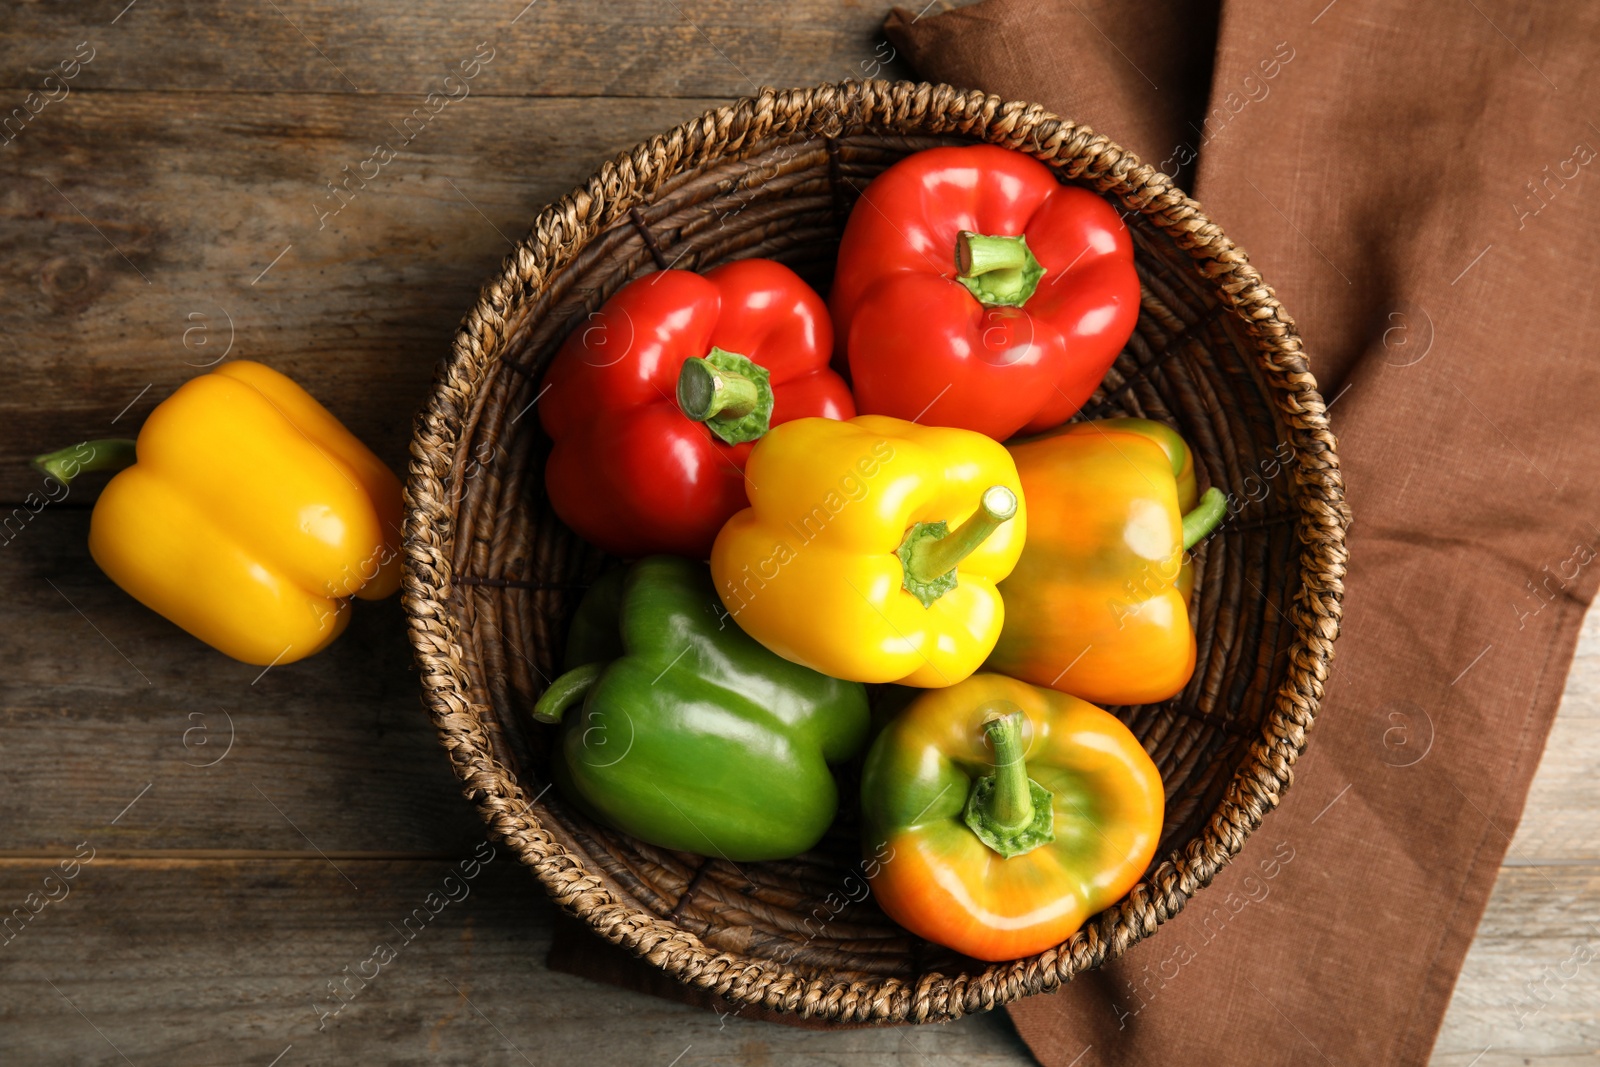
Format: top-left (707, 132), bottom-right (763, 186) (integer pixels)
top-left (402, 79), bottom-right (1348, 1024)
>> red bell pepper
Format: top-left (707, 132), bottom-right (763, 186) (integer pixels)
top-left (539, 259), bottom-right (853, 558)
top-left (830, 145), bottom-right (1141, 440)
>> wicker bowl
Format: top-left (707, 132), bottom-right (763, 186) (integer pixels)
top-left (402, 79), bottom-right (1347, 1023)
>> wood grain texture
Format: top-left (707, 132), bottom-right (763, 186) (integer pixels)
top-left (1506, 608), bottom-right (1600, 863)
top-left (1, 509), bottom-right (486, 854)
top-left (0, 91), bottom-right (729, 503)
top-left (1429, 608), bottom-right (1600, 1066)
top-left (1430, 866), bottom-right (1600, 1065)
top-left (0, 859), bottom-right (1031, 1065)
top-left (0, 1), bottom-right (1595, 1060)
top-left (0, 0), bottom-right (908, 96)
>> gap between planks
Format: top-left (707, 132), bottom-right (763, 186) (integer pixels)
top-left (0, 850), bottom-right (475, 865)
top-left (0, 85), bottom-right (742, 101)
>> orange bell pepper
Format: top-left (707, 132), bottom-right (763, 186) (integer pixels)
top-left (985, 419), bottom-right (1224, 706)
top-left (860, 672), bottom-right (1164, 961)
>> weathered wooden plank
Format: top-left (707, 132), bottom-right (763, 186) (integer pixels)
top-left (0, 91), bottom-right (737, 503)
top-left (0, 858), bottom-right (1030, 1065)
top-left (0, 508), bottom-right (486, 854)
top-left (1429, 604), bottom-right (1600, 1063)
top-left (0, 0), bottom-right (908, 97)
top-left (1507, 606), bottom-right (1600, 862)
top-left (1, 858), bottom-right (1591, 1064)
top-left (1431, 866), bottom-right (1600, 1065)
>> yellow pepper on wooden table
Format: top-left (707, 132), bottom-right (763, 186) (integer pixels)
top-left (710, 415), bottom-right (1026, 687)
top-left (33, 361), bottom-right (403, 666)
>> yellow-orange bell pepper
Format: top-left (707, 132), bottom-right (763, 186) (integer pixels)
top-left (34, 361), bottom-right (402, 666)
top-left (986, 418), bottom-right (1225, 706)
top-left (710, 415), bottom-right (1025, 687)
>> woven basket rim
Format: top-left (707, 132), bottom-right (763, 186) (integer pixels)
top-left (400, 78), bottom-right (1349, 1023)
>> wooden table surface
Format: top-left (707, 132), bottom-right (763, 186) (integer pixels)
top-left (2, 4), bottom-right (1595, 1063)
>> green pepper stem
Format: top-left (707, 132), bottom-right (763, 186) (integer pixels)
top-left (961, 710), bottom-right (1055, 858)
top-left (903, 485), bottom-right (1018, 586)
top-left (677, 355), bottom-right (759, 422)
top-left (674, 347), bottom-right (775, 446)
top-left (983, 712), bottom-right (1033, 830)
top-left (531, 662), bottom-right (605, 724)
top-left (955, 231), bottom-right (1046, 307)
top-left (1182, 487), bottom-right (1228, 551)
top-left (31, 439), bottom-right (138, 486)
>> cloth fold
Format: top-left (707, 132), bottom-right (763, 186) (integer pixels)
top-left (885, 0), bottom-right (1221, 187)
top-left (889, 1), bottom-right (1600, 1063)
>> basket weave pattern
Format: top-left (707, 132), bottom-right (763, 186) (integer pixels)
top-left (402, 80), bottom-right (1348, 1023)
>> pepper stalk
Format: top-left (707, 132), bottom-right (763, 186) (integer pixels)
top-left (32, 439), bottom-right (138, 486)
top-left (962, 709), bottom-right (1055, 858)
top-left (1182, 487), bottom-right (1228, 551)
top-left (898, 484), bottom-right (1018, 608)
top-left (955, 231), bottom-right (1045, 308)
top-left (532, 661), bottom-right (605, 723)
top-left (675, 347), bottom-right (775, 446)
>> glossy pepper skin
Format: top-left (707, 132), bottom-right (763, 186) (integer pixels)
top-left (861, 673), bottom-right (1164, 961)
top-left (532, 556), bottom-right (870, 862)
top-left (538, 259), bottom-right (854, 559)
top-left (710, 415), bottom-right (1026, 688)
top-left (830, 145), bottom-right (1141, 441)
top-left (34, 361), bottom-right (402, 666)
top-left (986, 419), bottom-right (1225, 706)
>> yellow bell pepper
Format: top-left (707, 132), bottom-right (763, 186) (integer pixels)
top-left (710, 415), bottom-right (1026, 687)
top-left (33, 361), bottom-right (403, 666)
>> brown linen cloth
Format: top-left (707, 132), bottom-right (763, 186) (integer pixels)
top-left (549, 2), bottom-right (1600, 1060)
top-left (888, 0), bottom-right (1600, 1063)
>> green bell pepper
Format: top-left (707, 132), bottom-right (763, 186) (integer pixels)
top-left (532, 556), bottom-right (870, 862)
